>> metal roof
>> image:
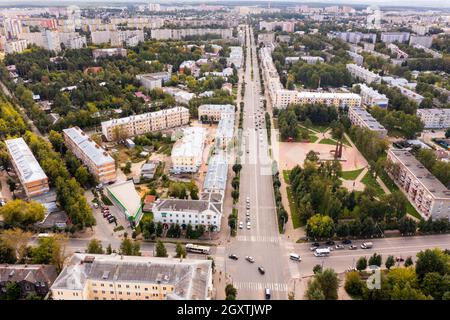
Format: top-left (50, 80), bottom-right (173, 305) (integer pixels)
top-left (203, 152), bottom-right (228, 192)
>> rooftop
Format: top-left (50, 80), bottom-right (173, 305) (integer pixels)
top-left (203, 152), bottom-right (228, 191)
top-left (171, 127), bottom-right (205, 158)
top-left (0, 264), bottom-right (57, 286)
top-left (101, 107), bottom-right (189, 128)
top-left (106, 180), bottom-right (142, 219)
top-left (153, 198), bottom-right (221, 216)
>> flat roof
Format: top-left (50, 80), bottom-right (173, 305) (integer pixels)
top-left (5, 137), bottom-right (48, 183)
top-left (153, 198), bottom-right (221, 216)
top-left (203, 153), bottom-right (228, 191)
top-left (106, 180), bottom-right (142, 218)
top-left (350, 107), bottom-right (387, 131)
top-left (171, 127), bottom-right (205, 158)
top-left (389, 149), bottom-right (450, 199)
top-left (63, 127), bottom-right (114, 166)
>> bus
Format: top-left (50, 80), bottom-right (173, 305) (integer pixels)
top-left (185, 244), bottom-right (211, 255)
top-left (314, 248), bottom-right (331, 257)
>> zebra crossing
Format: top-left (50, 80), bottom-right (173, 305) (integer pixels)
top-left (235, 235), bottom-right (280, 243)
top-left (234, 281), bottom-right (288, 292)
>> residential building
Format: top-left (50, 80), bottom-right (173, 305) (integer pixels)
top-left (161, 87), bottom-right (195, 105)
top-left (348, 107), bottom-right (387, 136)
top-left (393, 84), bottom-right (424, 104)
top-left (101, 107), bottom-right (189, 141)
top-left (328, 31), bottom-right (376, 44)
top-left (4, 39), bottom-right (28, 54)
top-left (300, 56), bottom-right (324, 64)
top-left (150, 28), bottom-right (233, 40)
top-left (227, 46), bottom-right (243, 68)
top-left (203, 152), bottom-right (228, 194)
top-left (357, 83), bottom-right (389, 108)
top-left (92, 48), bottom-right (127, 61)
top-left (285, 56), bottom-right (300, 64)
top-left (409, 35), bottom-right (433, 48)
top-left (0, 264), bottom-right (57, 299)
top-left (215, 114), bottom-right (235, 149)
top-left (412, 44), bottom-right (442, 58)
top-left (388, 43), bottom-right (409, 59)
top-left (51, 253), bottom-right (212, 300)
top-left (387, 149), bottom-right (450, 220)
top-left (346, 63), bottom-right (381, 84)
top-left (257, 33), bottom-right (275, 45)
top-left (380, 32), bottom-right (410, 43)
top-left (198, 104), bottom-right (235, 122)
top-left (63, 127), bottom-right (116, 184)
top-left (5, 138), bottom-right (49, 197)
top-left (274, 90), bottom-right (361, 109)
top-left (136, 74), bottom-right (162, 90)
top-left (412, 25), bottom-right (430, 36)
top-left (259, 21), bottom-right (295, 33)
top-left (105, 180), bottom-right (143, 226)
top-left (347, 50), bottom-right (364, 66)
top-left (171, 127), bottom-right (206, 174)
top-left (416, 109), bottom-right (450, 129)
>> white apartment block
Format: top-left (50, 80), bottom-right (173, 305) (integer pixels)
top-left (346, 50), bottom-right (364, 66)
top-left (346, 63), bottom-right (381, 84)
top-left (150, 28), bottom-right (233, 40)
top-left (198, 104), bottom-right (235, 122)
top-left (51, 253), bottom-right (212, 300)
top-left (161, 87), bottom-right (195, 105)
top-left (409, 35), bottom-right (433, 49)
top-left (328, 31), bottom-right (376, 44)
top-left (18, 30), bottom-right (61, 52)
top-left (393, 84), bottom-right (424, 104)
top-left (63, 127), bottom-right (116, 184)
top-left (357, 83), bottom-right (389, 108)
top-left (171, 127), bottom-right (206, 174)
top-left (274, 90), bottom-right (361, 109)
top-left (388, 43), bottom-right (409, 59)
top-left (412, 25), bottom-right (430, 36)
top-left (5, 138), bottom-right (49, 197)
top-left (92, 48), bottom-right (127, 61)
top-left (101, 107), bottom-right (190, 141)
top-left (152, 198), bottom-right (223, 231)
top-left (215, 113), bottom-right (235, 149)
top-left (259, 21), bottom-right (295, 33)
top-left (227, 46), bottom-right (243, 68)
top-left (348, 107), bottom-right (387, 136)
top-left (257, 32), bottom-right (275, 45)
top-left (380, 32), bottom-right (410, 43)
top-left (285, 56), bottom-right (300, 64)
top-left (416, 109), bottom-right (450, 129)
top-left (300, 56), bottom-right (324, 64)
top-left (412, 44), bottom-right (442, 59)
top-left (4, 39), bottom-right (28, 54)
top-left (387, 149), bottom-right (450, 220)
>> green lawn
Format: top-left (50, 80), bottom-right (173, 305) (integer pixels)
top-left (301, 122), bottom-right (329, 133)
top-left (318, 138), bottom-right (337, 145)
top-left (341, 168), bottom-right (365, 181)
top-left (361, 172), bottom-right (385, 196)
top-left (309, 134), bottom-right (319, 143)
top-left (286, 186), bottom-right (302, 228)
top-left (283, 170), bottom-right (291, 184)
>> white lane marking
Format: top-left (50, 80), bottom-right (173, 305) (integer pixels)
top-left (234, 282), bottom-right (288, 292)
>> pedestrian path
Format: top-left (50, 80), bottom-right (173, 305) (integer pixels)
top-left (235, 235), bottom-right (280, 243)
top-left (283, 241), bottom-right (302, 278)
top-left (234, 281), bottom-right (288, 292)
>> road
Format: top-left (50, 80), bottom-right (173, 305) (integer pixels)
top-left (216, 25), bottom-right (291, 300)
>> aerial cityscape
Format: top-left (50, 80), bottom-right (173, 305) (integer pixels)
top-left (0, 0), bottom-right (450, 304)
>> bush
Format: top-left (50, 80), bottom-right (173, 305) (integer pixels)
top-left (345, 271), bottom-right (365, 297)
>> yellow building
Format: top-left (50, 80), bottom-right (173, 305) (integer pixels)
top-left (51, 253), bottom-right (213, 300)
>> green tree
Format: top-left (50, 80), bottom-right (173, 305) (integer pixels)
top-left (385, 255), bottom-right (395, 270)
top-left (175, 243), bottom-right (186, 258)
top-left (5, 282), bottom-right (21, 300)
top-left (404, 256), bottom-right (414, 267)
top-left (155, 240), bottom-right (168, 257)
top-left (415, 248), bottom-right (449, 280)
top-left (356, 257), bottom-right (368, 271)
top-left (0, 199), bottom-right (45, 227)
top-left (306, 214), bottom-right (335, 240)
top-left (119, 238), bottom-right (141, 256)
top-left (86, 239), bottom-right (104, 254)
top-left (31, 235), bottom-right (68, 272)
top-left (368, 253), bottom-right (382, 267)
top-left (420, 272), bottom-right (450, 300)
top-left (305, 278), bottom-right (325, 300)
top-left (225, 284), bottom-right (237, 300)
top-left (48, 130), bottom-right (66, 153)
top-left (390, 282), bottom-right (431, 300)
top-left (313, 264), bottom-right (323, 274)
top-left (344, 271), bottom-right (365, 297)
top-left (315, 268), bottom-right (339, 300)
top-left (156, 222), bottom-right (163, 237)
top-left (305, 150), bottom-right (319, 162)
top-left (106, 244), bottom-right (113, 254)
top-left (0, 239), bottom-right (17, 264)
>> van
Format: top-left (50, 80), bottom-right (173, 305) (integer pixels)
top-left (289, 253), bottom-right (301, 262)
top-left (314, 248), bottom-right (331, 257)
top-left (265, 288), bottom-right (271, 300)
top-left (361, 242), bottom-right (373, 249)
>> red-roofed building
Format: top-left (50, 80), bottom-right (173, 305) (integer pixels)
top-left (135, 91), bottom-right (151, 103)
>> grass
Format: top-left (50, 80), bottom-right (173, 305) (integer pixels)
top-left (286, 186), bottom-right (302, 228)
top-left (361, 172), bottom-right (385, 197)
top-left (341, 168), bottom-right (365, 181)
top-left (302, 122), bottom-right (329, 133)
top-left (283, 170), bottom-right (290, 184)
top-left (308, 134), bottom-right (319, 143)
top-left (318, 138), bottom-right (337, 145)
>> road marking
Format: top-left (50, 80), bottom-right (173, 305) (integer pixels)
top-left (236, 235), bottom-right (280, 243)
top-left (234, 282), bottom-right (288, 292)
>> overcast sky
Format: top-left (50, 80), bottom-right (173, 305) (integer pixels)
top-left (0, 0), bottom-right (448, 9)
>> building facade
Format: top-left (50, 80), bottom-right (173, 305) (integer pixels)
top-left (171, 127), bottom-right (206, 174)
top-left (346, 63), bottom-right (381, 84)
top-left (357, 83), bottom-right (389, 108)
top-left (198, 104), bottom-right (235, 122)
top-left (274, 90), bottom-right (361, 109)
top-left (348, 107), bottom-right (387, 136)
top-left (416, 109), bottom-right (450, 129)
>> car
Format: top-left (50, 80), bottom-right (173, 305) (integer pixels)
top-left (335, 244), bottom-right (345, 250)
top-left (229, 254), bottom-right (238, 260)
top-left (246, 197), bottom-right (250, 202)
top-left (246, 210), bottom-right (250, 216)
top-left (245, 256), bottom-right (255, 263)
top-left (246, 216), bottom-right (251, 222)
top-left (103, 212), bottom-right (111, 218)
top-left (348, 245), bottom-right (357, 250)
top-left (342, 239), bottom-right (352, 245)
top-left (239, 221), bottom-right (243, 229)
top-left (246, 223), bottom-right (251, 230)
top-left (258, 267), bottom-right (265, 275)
top-left (107, 217), bottom-right (116, 224)
top-left (325, 240), bottom-right (335, 245)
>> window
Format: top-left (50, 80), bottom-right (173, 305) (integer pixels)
top-left (118, 284), bottom-right (121, 288)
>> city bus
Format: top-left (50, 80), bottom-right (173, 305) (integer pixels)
top-left (314, 248), bottom-right (331, 257)
top-left (185, 244), bottom-right (211, 255)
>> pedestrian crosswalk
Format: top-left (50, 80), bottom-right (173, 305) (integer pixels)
top-left (234, 281), bottom-right (288, 292)
top-left (236, 235), bottom-right (280, 243)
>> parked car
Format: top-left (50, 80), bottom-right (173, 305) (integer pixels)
top-left (361, 242), bottom-right (373, 249)
top-left (335, 244), bottom-right (345, 250)
top-left (325, 240), bottom-right (335, 246)
top-left (245, 256), bottom-right (255, 263)
top-left (258, 267), bottom-right (265, 275)
top-left (348, 245), bottom-right (357, 250)
top-left (103, 212), bottom-right (111, 218)
top-left (239, 221), bottom-right (243, 229)
top-left (342, 239), bottom-right (352, 245)
top-left (229, 254), bottom-right (239, 260)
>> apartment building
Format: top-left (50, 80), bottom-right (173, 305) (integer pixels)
top-left (328, 31), bottom-right (376, 44)
top-left (5, 138), bottom-right (50, 197)
top-left (227, 46), bottom-right (243, 68)
top-left (161, 87), bottom-right (195, 105)
top-left (274, 90), bottom-right (361, 109)
top-left (388, 43), bottom-right (409, 59)
top-left (215, 114), bottom-right (235, 149)
top-left (387, 149), bottom-right (450, 220)
top-left (300, 56), bottom-right (324, 64)
top-left (92, 48), bottom-right (127, 61)
top-left (380, 32), bottom-right (410, 43)
top-left (257, 33), bottom-right (275, 45)
top-left (346, 50), bottom-right (364, 66)
top-left (409, 35), bottom-right (433, 48)
top-left (152, 197), bottom-right (222, 231)
top-left (412, 44), bottom-right (442, 59)
top-left (51, 253), bottom-right (212, 300)
top-left (198, 104), bottom-right (235, 122)
top-left (348, 107), bottom-right (387, 136)
top-left (18, 30), bottom-right (61, 52)
top-left (171, 127), bottom-right (206, 174)
top-left (357, 83), bottom-right (389, 108)
top-left (136, 74), bottom-right (162, 90)
top-left (203, 152), bottom-right (228, 194)
top-left (101, 107), bottom-right (190, 141)
top-left (63, 127), bottom-right (116, 184)
top-left (4, 39), bottom-right (28, 54)
top-left (259, 21), bottom-right (295, 33)
top-left (412, 25), bottom-right (430, 36)
top-left (150, 28), bottom-right (233, 40)
top-left (416, 109), bottom-right (450, 129)
top-left (346, 63), bottom-right (381, 84)
top-left (393, 84), bottom-right (424, 104)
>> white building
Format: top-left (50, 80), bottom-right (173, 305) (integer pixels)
top-left (203, 152), bottom-right (228, 194)
top-left (150, 28), bottom-right (233, 40)
top-left (92, 48), bottom-right (127, 61)
top-left (215, 114), bottom-right (235, 149)
top-left (171, 127), bottom-right (206, 173)
top-left (357, 83), bottom-right (389, 108)
top-left (348, 107), bottom-right (387, 136)
top-left (4, 39), bottom-right (28, 54)
top-left (380, 32), bottom-right (410, 43)
top-left (393, 84), bottom-right (424, 104)
top-left (416, 109), bottom-right (450, 129)
top-left (412, 25), bottom-right (430, 36)
top-left (227, 46), bottom-right (243, 68)
top-left (409, 36), bottom-right (433, 49)
top-left (198, 104), bottom-right (235, 122)
top-left (161, 87), bottom-right (195, 105)
top-left (274, 90), bottom-right (362, 109)
top-left (300, 56), bottom-right (324, 64)
top-left (346, 63), bottom-right (381, 84)
top-left (136, 73), bottom-right (162, 90)
top-left (347, 50), bottom-right (364, 66)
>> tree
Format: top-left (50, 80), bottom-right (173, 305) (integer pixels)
top-left (225, 284), bottom-right (237, 300)
top-left (155, 240), bottom-right (168, 257)
top-left (48, 130), bottom-right (65, 153)
top-left (315, 268), bottom-right (339, 300)
top-left (404, 256), bottom-right (414, 267)
top-left (0, 239), bottom-right (17, 264)
top-left (445, 128), bottom-right (450, 139)
top-left (415, 248), bottom-right (449, 280)
top-left (368, 253), bottom-right (382, 267)
top-left (385, 255), bottom-right (395, 270)
top-left (232, 164), bottom-right (242, 174)
top-left (31, 235), bottom-right (68, 272)
top-left (5, 282), bottom-right (21, 300)
top-left (390, 282), bottom-right (431, 300)
top-left (305, 150), bottom-right (319, 162)
top-left (345, 271), bottom-right (365, 297)
top-left (313, 264), bottom-right (323, 274)
top-left (305, 278), bottom-right (325, 300)
top-left (421, 272), bottom-right (450, 300)
top-left (86, 239), bottom-right (104, 254)
top-left (106, 244), bottom-right (113, 254)
top-left (356, 257), bottom-right (368, 271)
top-left (0, 228), bottom-right (32, 262)
top-left (306, 214), bottom-right (335, 240)
top-left (156, 222), bottom-right (163, 237)
top-left (119, 237), bottom-right (141, 256)
top-left (75, 166), bottom-right (91, 187)
top-left (0, 199), bottom-right (45, 227)
top-left (398, 216), bottom-right (417, 235)
top-left (175, 243), bottom-right (186, 258)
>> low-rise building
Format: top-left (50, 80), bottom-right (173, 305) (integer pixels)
top-left (63, 127), bottom-right (116, 184)
top-left (274, 90), bottom-right (361, 109)
top-left (215, 114), bottom-right (235, 149)
top-left (105, 180), bottom-right (143, 227)
top-left (300, 56), bottom-right (324, 64)
top-left (346, 63), bottom-right (381, 84)
top-left (171, 127), bottom-right (206, 174)
top-left (227, 46), bottom-right (243, 68)
top-left (357, 83), bottom-right (389, 108)
top-left (203, 152), bottom-right (228, 194)
top-left (416, 109), bottom-right (450, 129)
top-left (348, 107), bottom-right (387, 136)
top-left (393, 84), bottom-right (424, 104)
top-left (198, 104), bottom-right (235, 122)
top-left (51, 253), bottom-right (213, 300)
top-left (101, 107), bottom-right (190, 141)
top-left (346, 50), bottom-right (364, 66)
top-left (386, 149), bottom-right (450, 220)
top-left (5, 138), bottom-right (50, 197)
top-left (380, 32), bottom-right (410, 43)
top-left (161, 87), bottom-right (195, 105)
top-left (136, 73), bottom-right (162, 90)
top-left (92, 48), bottom-right (127, 61)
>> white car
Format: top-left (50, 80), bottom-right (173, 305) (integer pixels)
top-left (239, 221), bottom-right (243, 229)
top-left (246, 222), bottom-right (251, 229)
top-left (246, 210), bottom-right (250, 216)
